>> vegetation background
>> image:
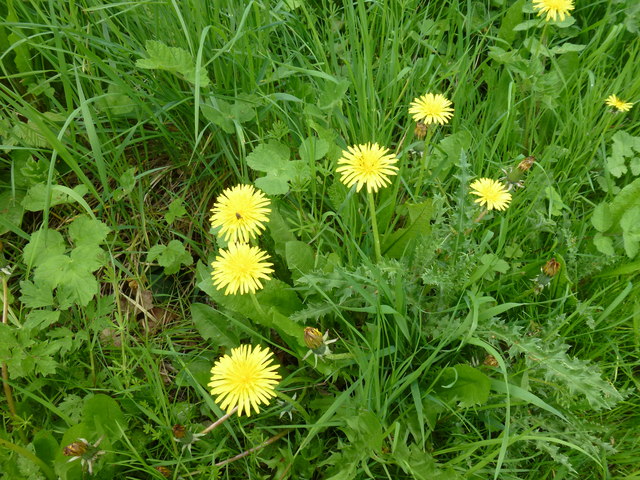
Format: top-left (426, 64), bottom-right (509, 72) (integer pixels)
top-left (1, 0), bottom-right (640, 479)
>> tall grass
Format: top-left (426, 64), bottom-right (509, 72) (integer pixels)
top-left (1, 0), bottom-right (639, 479)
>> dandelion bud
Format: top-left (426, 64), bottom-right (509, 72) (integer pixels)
top-left (155, 466), bottom-right (172, 478)
top-left (414, 121), bottom-right (427, 139)
top-left (62, 437), bottom-right (105, 475)
top-left (518, 156), bottom-right (535, 172)
top-left (502, 155), bottom-right (535, 190)
top-left (541, 258), bottom-right (560, 277)
top-left (304, 327), bottom-right (324, 350)
top-left (63, 440), bottom-right (89, 457)
top-left (532, 257), bottom-right (561, 294)
top-left (172, 424), bottom-right (186, 439)
top-left (483, 354), bottom-right (499, 367)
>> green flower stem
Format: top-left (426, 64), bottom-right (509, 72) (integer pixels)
top-left (200, 406), bottom-right (238, 435)
top-left (1, 273), bottom-right (16, 420)
top-left (474, 208), bottom-right (489, 223)
top-left (215, 429), bottom-right (291, 467)
top-left (250, 292), bottom-right (267, 317)
top-left (367, 190), bottom-right (382, 263)
top-left (414, 126), bottom-right (436, 190)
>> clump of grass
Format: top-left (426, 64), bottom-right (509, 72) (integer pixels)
top-left (1, 0), bottom-right (639, 479)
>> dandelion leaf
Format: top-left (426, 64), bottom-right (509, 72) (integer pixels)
top-left (497, 0), bottom-right (524, 44)
top-left (190, 303), bottom-right (240, 349)
top-left (436, 364), bottom-right (491, 408)
top-left (84, 394), bottom-right (126, 439)
top-left (382, 200), bottom-right (433, 258)
top-left (268, 205), bottom-right (297, 258)
top-left (285, 240), bottom-right (315, 279)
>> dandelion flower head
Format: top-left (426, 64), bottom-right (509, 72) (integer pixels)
top-left (211, 243), bottom-right (274, 295)
top-left (532, 0), bottom-right (575, 22)
top-left (409, 93), bottom-right (454, 125)
top-left (210, 184), bottom-right (271, 244)
top-left (605, 95), bottom-right (634, 113)
top-left (336, 143), bottom-right (399, 193)
top-left (209, 344), bottom-right (281, 416)
top-left (470, 178), bottom-right (512, 211)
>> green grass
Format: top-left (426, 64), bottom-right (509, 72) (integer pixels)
top-left (1, 0), bottom-right (640, 479)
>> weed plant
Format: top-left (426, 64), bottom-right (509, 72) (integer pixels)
top-left (1, 0), bottom-right (640, 479)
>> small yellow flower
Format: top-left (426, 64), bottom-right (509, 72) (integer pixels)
top-left (469, 178), bottom-right (512, 211)
top-left (209, 344), bottom-right (281, 417)
top-left (409, 93), bottom-right (454, 125)
top-left (336, 143), bottom-right (399, 193)
top-left (210, 184), bottom-right (271, 244)
top-left (532, 0), bottom-right (575, 22)
top-left (211, 243), bottom-right (274, 295)
top-left (605, 94), bottom-right (634, 113)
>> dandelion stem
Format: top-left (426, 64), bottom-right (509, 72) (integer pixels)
top-left (367, 191), bottom-right (382, 262)
top-left (1, 272), bottom-right (16, 419)
top-left (199, 406), bottom-right (238, 435)
top-left (250, 292), bottom-right (267, 317)
top-left (215, 429), bottom-right (291, 467)
top-left (474, 209), bottom-right (489, 223)
top-left (414, 127), bottom-right (436, 191)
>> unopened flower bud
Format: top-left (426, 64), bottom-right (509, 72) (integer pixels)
top-left (63, 440), bottom-right (89, 457)
top-left (483, 354), bottom-right (499, 367)
top-left (414, 121), bottom-right (427, 139)
top-left (542, 258), bottom-right (560, 277)
top-left (155, 466), bottom-right (172, 478)
top-left (518, 156), bottom-right (535, 172)
top-left (304, 327), bottom-right (324, 350)
top-left (172, 424), bottom-right (186, 439)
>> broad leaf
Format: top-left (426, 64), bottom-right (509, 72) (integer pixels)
top-left (23, 228), bottom-right (65, 266)
top-left (68, 216), bottom-right (110, 247)
top-left (137, 40), bottom-right (209, 86)
top-left (191, 303), bottom-right (240, 348)
top-left (22, 184), bottom-right (89, 212)
top-left (148, 240), bottom-right (193, 275)
top-left (437, 364), bottom-right (491, 407)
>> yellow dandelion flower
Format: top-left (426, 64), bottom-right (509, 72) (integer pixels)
top-left (605, 94), bottom-right (634, 113)
top-left (409, 93), bottom-right (454, 125)
top-left (208, 344), bottom-right (281, 417)
top-left (532, 0), bottom-right (574, 22)
top-left (336, 143), bottom-right (399, 193)
top-left (210, 184), bottom-right (271, 244)
top-left (211, 243), bottom-right (274, 295)
top-left (470, 178), bottom-right (512, 211)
